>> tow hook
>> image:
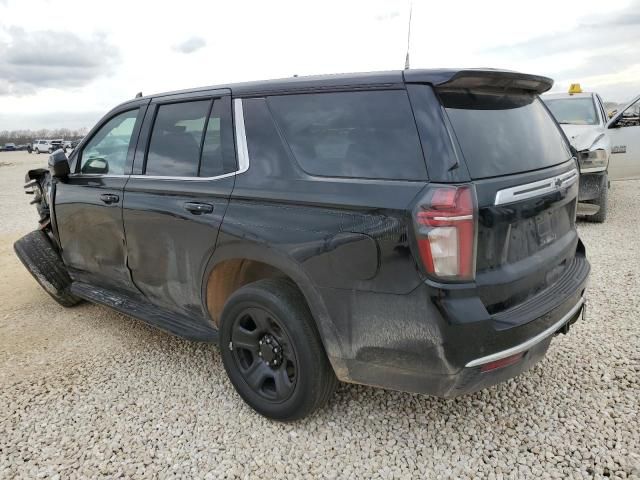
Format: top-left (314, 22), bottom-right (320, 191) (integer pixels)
top-left (557, 302), bottom-right (586, 335)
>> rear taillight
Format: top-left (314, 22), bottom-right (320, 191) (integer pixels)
top-left (413, 184), bottom-right (477, 281)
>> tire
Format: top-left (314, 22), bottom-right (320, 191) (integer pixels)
top-left (35, 149), bottom-right (40, 154)
top-left (219, 278), bottom-right (337, 421)
top-left (13, 230), bottom-right (82, 307)
top-left (585, 175), bottom-right (608, 223)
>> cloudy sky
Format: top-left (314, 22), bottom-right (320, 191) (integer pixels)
top-left (0, 0), bottom-right (638, 130)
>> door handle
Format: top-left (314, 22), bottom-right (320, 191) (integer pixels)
top-left (100, 193), bottom-right (120, 204)
top-left (184, 202), bottom-right (214, 215)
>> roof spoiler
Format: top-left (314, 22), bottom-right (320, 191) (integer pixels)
top-left (404, 69), bottom-right (554, 94)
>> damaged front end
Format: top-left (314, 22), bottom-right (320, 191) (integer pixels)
top-left (14, 152), bottom-right (81, 307)
top-left (24, 168), bottom-right (54, 231)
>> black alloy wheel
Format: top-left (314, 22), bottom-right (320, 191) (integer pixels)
top-left (230, 306), bottom-right (298, 402)
top-left (219, 278), bottom-right (337, 421)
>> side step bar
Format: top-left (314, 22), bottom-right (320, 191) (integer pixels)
top-left (70, 282), bottom-right (218, 342)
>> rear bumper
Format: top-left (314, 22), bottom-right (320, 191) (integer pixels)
top-left (465, 295), bottom-right (584, 368)
top-left (322, 253), bottom-right (590, 397)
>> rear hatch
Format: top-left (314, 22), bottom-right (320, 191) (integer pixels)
top-left (410, 71), bottom-right (584, 319)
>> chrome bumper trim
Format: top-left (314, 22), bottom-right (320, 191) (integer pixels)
top-left (465, 295), bottom-right (586, 368)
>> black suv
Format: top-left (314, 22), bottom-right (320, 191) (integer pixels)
top-left (15, 69), bottom-right (589, 420)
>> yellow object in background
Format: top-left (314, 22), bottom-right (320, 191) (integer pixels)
top-left (568, 83), bottom-right (583, 94)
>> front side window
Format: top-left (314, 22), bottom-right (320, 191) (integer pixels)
top-left (267, 90), bottom-right (427, 180)
top-left (80, 109), bottom-right (139, 175)
top-left (543, 97), bottom-right (599, 126)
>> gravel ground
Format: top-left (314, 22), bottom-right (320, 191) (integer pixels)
top-left (0, 151), bottom-right (638, 479)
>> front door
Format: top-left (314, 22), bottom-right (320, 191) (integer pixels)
top-left (55, 103), bottom-right (147, 292)
top-left (608, 95), bottom-right (640, 180)
top-left (123, 91), bottom-right (236, 319)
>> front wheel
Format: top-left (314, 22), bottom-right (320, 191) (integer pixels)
top-left (14, 230), bottom-right (82, 307)
top-left (585, 174), bottom-right (608, 223)
top-left (219, 278), bottom-right (337, 421)
top-left (35, 149), bottom-right (40, 154)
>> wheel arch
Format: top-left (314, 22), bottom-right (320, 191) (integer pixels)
top-left (200, 243), bottom-right (346, 374)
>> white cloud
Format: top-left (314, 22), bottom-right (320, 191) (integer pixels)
top-left (0, 27), bottom-right (119, 96)
top-left (173, 36), bottom-right (206, 54)
top-left (0, 0), bottom-right (637, 129)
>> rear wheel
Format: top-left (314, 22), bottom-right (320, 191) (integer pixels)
top-left (14, 230), bottom-right (81, 307)
top-left (219, 278), bottom-right (337, 421)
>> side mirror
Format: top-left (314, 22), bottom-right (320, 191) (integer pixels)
top-left (81, 156), bottom-right (109, 174)
top-left (48, 149), bottom-right (70, 179)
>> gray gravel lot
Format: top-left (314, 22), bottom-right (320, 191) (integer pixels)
top-left (0, 151), bottom-right (638, 479)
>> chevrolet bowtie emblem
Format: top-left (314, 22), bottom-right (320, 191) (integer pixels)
top-left (555, 177), bottom-right (563, 188)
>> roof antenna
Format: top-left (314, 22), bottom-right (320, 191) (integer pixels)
top-left (135, 92), bottom-right (142, 98)
top-left (404, 0), bottom-right (413, 70)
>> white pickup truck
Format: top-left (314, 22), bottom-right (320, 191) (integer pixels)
top-left (543, 89), bottom-right (639, 222)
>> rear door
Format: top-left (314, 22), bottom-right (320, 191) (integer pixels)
top-left (55, 101), bottom-right (148, 292)
top-left (123, 90), bottom-right (236, 319)
top-left (607, 95), bottom-right (640, 180)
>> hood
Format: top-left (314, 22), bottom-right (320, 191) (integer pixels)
top-left (559, 124), bottom-right (607, 151)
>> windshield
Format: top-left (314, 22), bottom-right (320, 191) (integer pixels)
top-left (543, 97), bottom-right (599, 126)
top-left (440, 90), bottom-right (571, 179)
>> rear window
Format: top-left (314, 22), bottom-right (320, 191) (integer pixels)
top-left (267, 90), bottom-right (427, 180)
top-left (440, 90), bottom-right (571, 179)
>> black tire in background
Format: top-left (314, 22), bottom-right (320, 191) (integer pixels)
top-left (13, 230), bottom-right (82, 307)
top-left (585, 174), bottom-right (608, 223)
top-left (219, 278), bottom-right (337, 421)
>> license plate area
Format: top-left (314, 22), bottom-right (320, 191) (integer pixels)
top-left (535, 211), bottom-right (556, 247)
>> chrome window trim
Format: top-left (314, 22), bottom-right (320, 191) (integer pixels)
top-left (494, 168), bottom-right (578, 206)
top-left (465, 295), bottom-right (586, 368)
top-left (68, 99), bottom-right (251, 182)
top-left (233, 98), bottom-right (250, 174)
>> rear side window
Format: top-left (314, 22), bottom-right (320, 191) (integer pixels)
top-left (440, 91), bottom-right (571, 179)
top-left (267, 90), bottom-right (426, 180)
top-left (199, 98), bottom-right (237, 177)
top-left (146, 100), bottom-right (210, 177)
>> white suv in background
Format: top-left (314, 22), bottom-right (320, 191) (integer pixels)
top-left (32, 139), bottom-right (64, 154)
